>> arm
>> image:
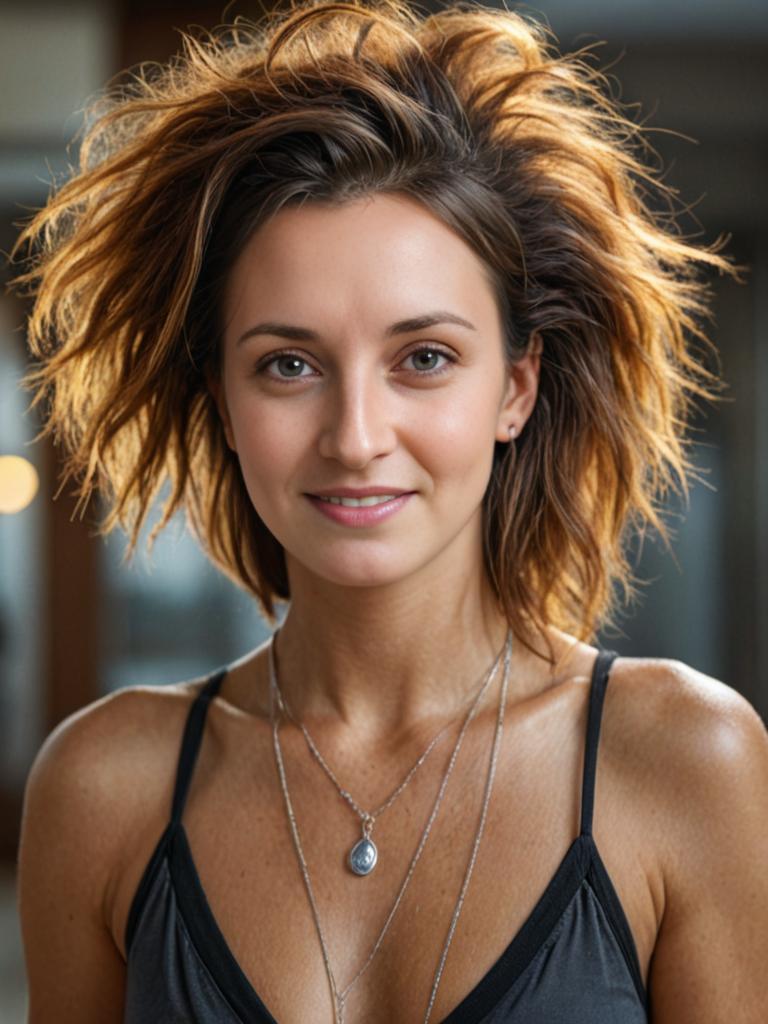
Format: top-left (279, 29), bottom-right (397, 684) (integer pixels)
top-left (17, 693), bottom-right (138, 1021)
top-left (647, 663), bottom-right (768, 1022)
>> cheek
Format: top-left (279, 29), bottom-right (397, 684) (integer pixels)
top-left (414, 387), bottom-right (498, 480)
top-left (226, 392), bottom-right (303, 491)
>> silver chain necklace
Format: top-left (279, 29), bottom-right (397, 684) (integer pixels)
top-left (269, 629), bottom-right (512, 1023)
top-left (269, 629), bottom-right (506, 876)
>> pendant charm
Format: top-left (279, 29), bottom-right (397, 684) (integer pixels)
top-left (348, 836), bottom-right (378, 875)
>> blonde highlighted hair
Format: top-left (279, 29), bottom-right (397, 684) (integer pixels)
top-left (8, 0), bottom-right (741, 659)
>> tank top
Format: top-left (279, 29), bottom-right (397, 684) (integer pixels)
top-left (123, 648), bottom-right (650, 1022)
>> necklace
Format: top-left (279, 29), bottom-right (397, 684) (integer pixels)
top-left (269, 629), bottom-right (506, 876)
top-left (270, 630), bottom-right (512, 1023)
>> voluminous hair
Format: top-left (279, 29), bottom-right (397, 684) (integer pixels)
top-left (9, 0), bottom-right (741, 658)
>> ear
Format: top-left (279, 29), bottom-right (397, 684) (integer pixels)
top-left (206, 372), bottom-right (237, 452)
top-left (494, 331), bottom-right (543, 443)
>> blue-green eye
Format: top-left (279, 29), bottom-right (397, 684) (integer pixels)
top-left (256, 344), bottom-right (456, 383)
top-left (260, 354), bottom-right (317, 382)
top-left (267, 354), bottom-right (312, 379)
top-left (402, 347), bottom-right (453, 374)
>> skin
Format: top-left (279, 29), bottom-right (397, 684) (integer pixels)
top-left (212, 192), bottom-right (542, 740)
top-left (17, 193), bottom-right (768, 1022)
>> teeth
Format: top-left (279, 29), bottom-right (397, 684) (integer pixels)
top-left (319, 494), bottom-right (399, 507)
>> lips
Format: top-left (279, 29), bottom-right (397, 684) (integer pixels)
top-left (308, 487), bottom-right (413, 498)
top-left (316, 494), bottom-right (398, 507)
top-left (305, 491), bottom-right (413, 527)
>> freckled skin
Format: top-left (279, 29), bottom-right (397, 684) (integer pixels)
top-left (214, 193), bottom-right (539, 599)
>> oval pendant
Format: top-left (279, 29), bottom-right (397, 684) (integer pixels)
top-left (348, 837), bottom-right (378, 876)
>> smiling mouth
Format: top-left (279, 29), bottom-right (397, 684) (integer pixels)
top-left (305, 492), bottom-right (414, 526)
top-left (315, 494), bottom-right (401, 507)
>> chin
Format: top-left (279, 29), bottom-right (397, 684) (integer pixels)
top-left (287, 547), bottom-right (425, 590)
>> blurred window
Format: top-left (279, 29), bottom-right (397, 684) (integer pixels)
top-left (0, 315), bottom-right (43, 787)
top-left (101, 497), bottom-right (275, 692)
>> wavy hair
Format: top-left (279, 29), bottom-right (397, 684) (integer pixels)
top-left (7, 0), bottom-right (742, 659)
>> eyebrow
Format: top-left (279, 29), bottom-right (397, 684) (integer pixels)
top-left (235, 310), bottom-right (477, 347)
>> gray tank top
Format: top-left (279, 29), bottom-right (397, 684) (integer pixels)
top-left (123, 649), bottom-right (649, 1022)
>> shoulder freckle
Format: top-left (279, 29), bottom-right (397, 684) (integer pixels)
top-left (654, 659), bottom-right (766, 763)
top-left (26, 684), bottom-right (195, 830)
top-left (600, 657), bottom-right (754, 782)
top-left (608, 655), bottom-right (759, 732)
top-left (609, 656), bottom-right (768, 820)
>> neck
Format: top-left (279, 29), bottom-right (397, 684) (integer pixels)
top-left (267, 556), bottom-right (540, 746)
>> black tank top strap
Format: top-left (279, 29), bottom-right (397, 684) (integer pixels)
top-left (170, 666), bottom-right (228, 826)
top-left (579, 649), bottom-right (620, 838)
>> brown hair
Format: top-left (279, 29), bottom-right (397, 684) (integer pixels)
top-left (7, 0), bottom-right (742, 659)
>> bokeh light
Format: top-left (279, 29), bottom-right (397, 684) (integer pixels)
top-left (0, 455), bottom-right (39, 514)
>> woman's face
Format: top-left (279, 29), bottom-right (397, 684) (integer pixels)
top-left (214, 192), bottom-right (539, 591)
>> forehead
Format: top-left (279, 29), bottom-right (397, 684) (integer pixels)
top-left (223, 193), bottom-right (500, 336)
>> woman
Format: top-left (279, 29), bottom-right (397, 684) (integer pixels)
top-left (11, 1), bottom-right (768, 1021)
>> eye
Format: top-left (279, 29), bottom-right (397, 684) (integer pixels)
top-left (253, 343), bottom-right (457, 384)
top-left (256, 351), bottom-right (317, 382)
top-left (400, 345), bottom-right (456, 376)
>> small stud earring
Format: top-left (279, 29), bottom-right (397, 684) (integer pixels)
top-left (508, 424), bottom-right (517, 440)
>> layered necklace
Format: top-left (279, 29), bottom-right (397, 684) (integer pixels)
top-left (269, 628), bottom-right (512, 1022)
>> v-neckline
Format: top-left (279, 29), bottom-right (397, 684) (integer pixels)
top-left (166, 822), bottom-right (597, 1024)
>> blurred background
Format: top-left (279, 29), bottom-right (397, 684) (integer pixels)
top-left (1, 0), bottom-right (766, 1017)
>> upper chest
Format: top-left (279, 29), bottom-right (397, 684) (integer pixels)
top-left (113, 672), bottom-right (663, 1023)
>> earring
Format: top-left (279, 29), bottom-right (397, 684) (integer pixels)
top-left (508, 424), bottom-right (517, 440)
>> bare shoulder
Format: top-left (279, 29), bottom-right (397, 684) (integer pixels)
top-left (20, 677), bottom-right (209, 902)
top-left (24, 678), bottom-right (206, 828)
top-left (602, 655), bottom-right (768, 1020)
top-left (18, 677), bottom-right (208, 1022)
top-left (604, 654), bottom-right (768, 784)
top-left (22, 679), bottom-right (204, 880)
top-left (602, 654), bottom-right (768, 826)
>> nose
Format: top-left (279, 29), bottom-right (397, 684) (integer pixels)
top-left (317, 367), bottom-right (397, 468)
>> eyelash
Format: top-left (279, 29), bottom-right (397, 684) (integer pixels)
top-left (253, 344), bottom-right (457, 384)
